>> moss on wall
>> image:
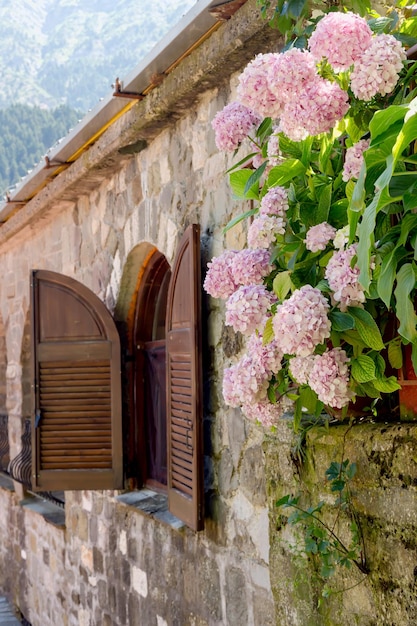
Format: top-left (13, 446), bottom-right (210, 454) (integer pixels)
top-left (265, 421), bottom-right (417, 626)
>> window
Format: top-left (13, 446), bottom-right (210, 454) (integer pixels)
top-left (30, 225), bottom-right (204, 530)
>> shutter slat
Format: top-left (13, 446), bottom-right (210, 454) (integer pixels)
top-left (166, 225), bottom-right (204, 531)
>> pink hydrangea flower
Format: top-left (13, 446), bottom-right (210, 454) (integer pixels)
top-left (247, 215), bottom-right (286, 249)
top-left (305, 222), bottom-right (337, 252)
top-left (280, 78), bottom-right (349, 141)
top-left (333, 226), bottom-right (350, 250)
top-left (350, 34), bottom-right (406, 101)
top-left (308, 12), bottom-right (372, 72)
top-left (272, 285), bottom-right (331, 356)
top-left (242, 396), bottom-right (293, 427)
top-left (267, 132), bottom-right (282, 166)
top-left (308, 348), bottom-right (353, 409)
top-left (211, 102), bottom-right (261, 152)
top-left (237, 52), bottom-right (284, 118)
top-left (246, 332), bottom-right (283, 378)
top-left (289, 355), bottom-right (316, 385)
top-left (225, 285), bottom-right (277, 335)
top-left (231, 248), bottom-right (272, 286)
top-left (260, 186), bottom-right (289, 216)
top-left (204, 250), bottom-right (239, 299)
top-left (325, 244), bottom-right (365, 311)
top-left (342, 139), bottom-right (370, 181)
top-left (267, 48), bottom-right (318, 102)
top-left (222, 356), bottom-right (269, 407)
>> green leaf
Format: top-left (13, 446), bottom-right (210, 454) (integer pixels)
top-left (229, 169), bottom-right (260, 200)
top-left (373, 376), bottom-right (401, 393)
top-left (256, 117), bottom-right (273, 144)
top-left (394, 263), bottom-right (417, 343)
top-left (329, 311), bottom-right (355, 332)
top-left (316, 182), bottom-right (332, 223)
top-left (244, 161), bottom-right (268, 195)
top-left (267, 159), bottom-right (306, 187)
top-left (273, 270), bottom-right (293, 301)
top-left (351, 355), bottom-right (377, 383)
top-left (389, 172), bottom-right (417, 196)
top-left (377, 246), bottom-right (409, 308)
top-left (348, 307), bottom-right (385, 350)
top-left (388, 337), bottom-right (403, 370)
top-left (223, 207), bottom-right (258, 233)
top-left (299, 386), bottom-right (319, 414)
top-left (262, 317), bottom-right (274, 345)
top-left (276, 494), bottom-right (291, 508)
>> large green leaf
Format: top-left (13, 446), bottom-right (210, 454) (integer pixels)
top-left (368, 105), bottom-right (407, 147)
top-left (351, 355), bottom-right (376, 383)
top-left (394, 263), bottom-right (417, 343)
top-left (267, 159), bottom-right (306, 187)
top-left (273, 270), bottom-right (293, 301)
top-left (229, 169), bottom-right (260, 200)
top-left (348, 307), bottom-right (385, 350)
top-left (373, 376), bottom-right (401, 393)
top-left (223, 207), bottom-right (258, 233)
top-left (388, 337), bottom-right (403, 370)
top-left (329, 311), bottom-right (355, 332)
top-left (377, 246), bottom-right (409, 308)
top-left (316, 182), bottom-right (332, 224)
top-left (244, 161), bottom-right (268, 195)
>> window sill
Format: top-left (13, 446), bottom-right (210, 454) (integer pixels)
top-left (116, 489), bottom-right (185, 530)
top-left (0, 472), bottom-right (14, 491)
top-left (20, 496), bottom-right (65, 528)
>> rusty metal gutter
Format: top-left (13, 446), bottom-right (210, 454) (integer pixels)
top-left (0, 0), bottom-right (247, 224)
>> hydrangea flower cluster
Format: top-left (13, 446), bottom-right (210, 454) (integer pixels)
top-left (211, 102), bottom-right (261, 152)
top-left (231, 248), bottom-right (272, 286)
top-left (308, 12), bottom-right (373, 71)
top-left (203, 250), bottom-right (238, 299)
top-left (308, 348), bottom-right (353, 409)
top-left (279, 79), bottom-right (349, 142)
top-left (260, 186), bottom-right (289, 215)
top-left (247, 214), bottom-right (286, 249)
top-left (272, 286), bottom-right (331, 357)
top-left (290, 348), bottom-right (352, 409)
top-left (225, 285), bottom-right (277, 334)
top-left (351, 34), bottom-right (406, 101)
top-left (325, 244), bottom-right (366, 311)
top-left (223, 332), bottom-right (286, 426)
top-left (242, 396), bottom-right (293, 427)
top-left (205, 6), bottom-right (413, 428)
top-left (305, 222), bottom-right (337, 252)
top-left (237, 52), bottom-right (284, 118)
top-left (204, 248), bottom-right (272, 299)
top-left (342, 139), bottom-right (370, 181)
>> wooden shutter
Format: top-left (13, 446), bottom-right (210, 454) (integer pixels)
top-left (166, 224), bottom-right (204, 530)
top-left (31, 270), bottom-right (123, 491)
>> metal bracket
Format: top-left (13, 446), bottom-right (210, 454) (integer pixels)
top-left (44, 156), bottom-right (72, 169)
top-left (209, 0), bottom-right (247, 20)
top-left (112, 77), bottom-right (145, 100)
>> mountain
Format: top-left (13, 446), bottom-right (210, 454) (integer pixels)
top-left (0, 0), bottom-right (196, 195)
top-left (0, 0), bottom-right (196, 112)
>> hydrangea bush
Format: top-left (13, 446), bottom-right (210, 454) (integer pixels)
top-left (205, 2), bottom-right (417, 430)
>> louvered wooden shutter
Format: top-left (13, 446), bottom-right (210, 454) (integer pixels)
top-left (166, 224), bottom-right (204, 530)
top-left (31, 270), bottom-right (123, 491)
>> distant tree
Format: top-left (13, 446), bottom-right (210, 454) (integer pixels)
top-left (0, 104), bottom-right (81, 196)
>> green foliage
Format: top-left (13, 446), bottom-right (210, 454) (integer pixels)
top-left (277, 458), bottom-right (368, 599)
top-left (0, 104), bottom-right (81, 195)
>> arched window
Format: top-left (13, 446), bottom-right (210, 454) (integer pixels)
top-left (133, 251), bottom-right (171, 489)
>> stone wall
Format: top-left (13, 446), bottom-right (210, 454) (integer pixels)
top-left (265, 421), bottom-right (417, 626)
top-left (0, 16), bottom-right (277, 621)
